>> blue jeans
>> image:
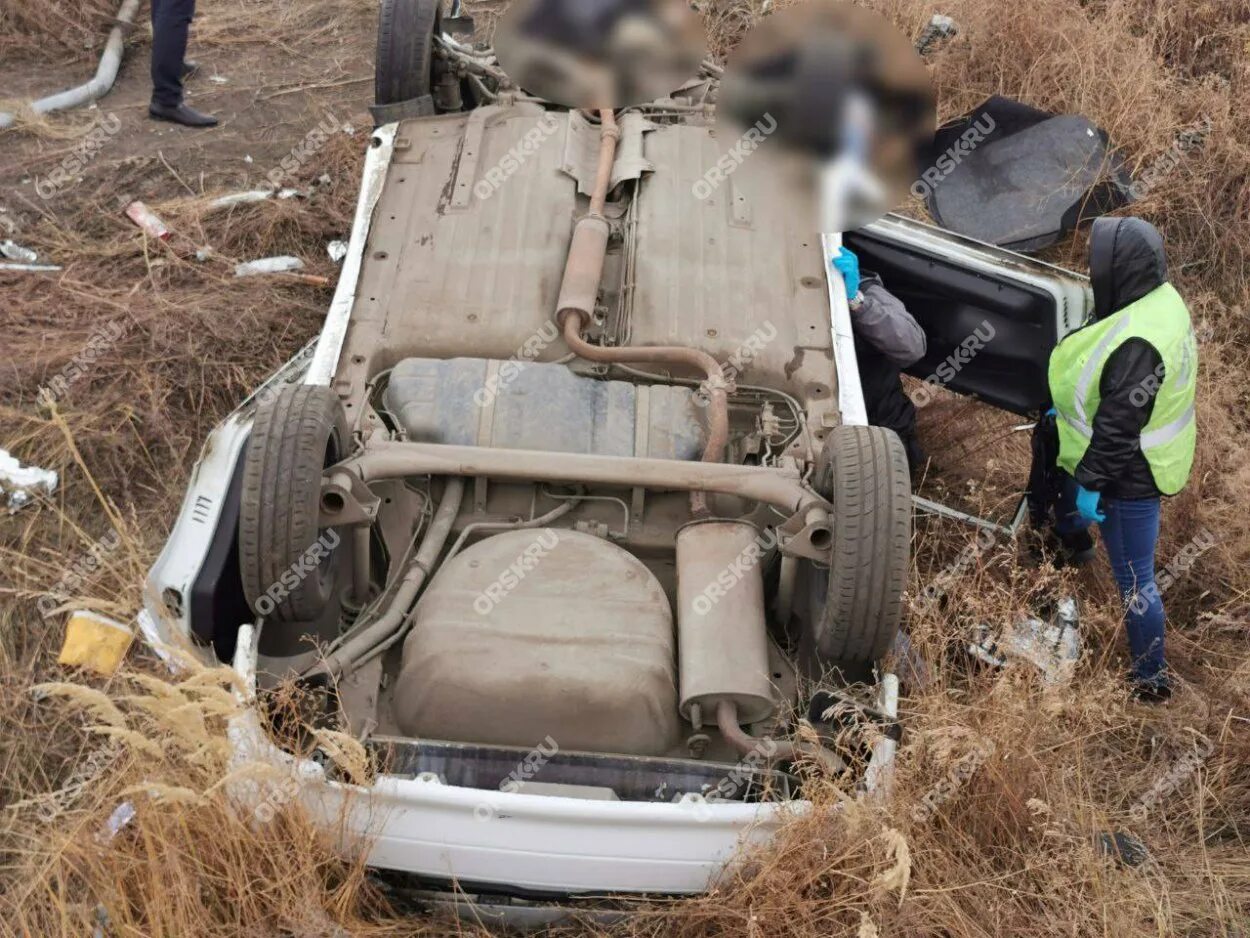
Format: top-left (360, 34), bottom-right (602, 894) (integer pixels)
top-left (1056, 478), bottom-right (1167, 685)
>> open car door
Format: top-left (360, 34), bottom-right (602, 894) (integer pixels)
top-left (845, 214), bottom-right (1092, 415)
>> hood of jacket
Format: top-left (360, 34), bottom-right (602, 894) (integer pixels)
top-left (1088, 216), bottom-right (1168, 320)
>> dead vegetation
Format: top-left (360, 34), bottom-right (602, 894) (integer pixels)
top-left (2, 0), bottom-right (1249, 935)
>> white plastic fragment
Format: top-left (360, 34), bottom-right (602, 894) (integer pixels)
top-left (327, 240), bottom-right (348, 263)
top-left (0, 262), bottom-right (61, 272)
top-left (0, 240), bottom-right (37, 262)
top-left (102, 801), bottom-right (136, 840)
top-left (234, 255), bottom-right (305, 278)
top-left (0, 447), bottom-right (58, 513)
top-left (207, 188), bottom-right (303, 210)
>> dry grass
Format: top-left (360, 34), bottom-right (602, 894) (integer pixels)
top-left (2, 0), bottom-right (1249, 935)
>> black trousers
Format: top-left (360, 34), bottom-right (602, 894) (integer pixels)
top-left (151, 0), bottom-right (196, 107)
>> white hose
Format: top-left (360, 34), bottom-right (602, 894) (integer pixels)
top-left (0, 0), bottom-right (143, 130)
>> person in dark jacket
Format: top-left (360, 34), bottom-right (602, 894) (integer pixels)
top-left (149, 0), bottom-right (216, 127)
top-left (831, 246), bottom-right (928, 471)
top-left (1046, 217), bottom-right (1198, 702)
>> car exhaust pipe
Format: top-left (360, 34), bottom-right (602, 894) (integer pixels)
top-left (555, 111), bottom-right (731, 517)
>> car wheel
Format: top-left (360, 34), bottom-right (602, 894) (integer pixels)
top-left (239, 384), bottom-right (349, 630)
top-left (807, 425), bottom-right (912, 668)
top-left (375, 0), bottom-right (444, 107)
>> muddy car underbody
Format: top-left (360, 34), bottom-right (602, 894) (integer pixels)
top-left (143, 90), bottom-right (1090, 902)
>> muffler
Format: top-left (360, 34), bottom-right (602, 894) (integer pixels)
top-left (676, 519), bottom-right (776, 729)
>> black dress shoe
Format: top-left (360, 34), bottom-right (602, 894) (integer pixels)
top-left (149, 102), bottom-right (218, 127)
top-left (182, 60), bottom-right (200, 79)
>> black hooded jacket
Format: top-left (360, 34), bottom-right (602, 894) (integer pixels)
top-left (1067, 217), bottom-right (1171, 499)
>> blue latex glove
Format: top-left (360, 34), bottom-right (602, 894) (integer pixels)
top-left (1045, 407), bottom-right (1057, 417)
top-left (831, 247), bottom-right (860, 301)
top-left (1075, 485), bottom-right (1106, 525)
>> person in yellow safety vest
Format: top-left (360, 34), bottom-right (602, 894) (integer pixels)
top-left (1046, 217), bottom-right (1197, 703)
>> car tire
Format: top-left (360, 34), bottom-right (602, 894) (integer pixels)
top-left (375, 0), bottom-right (443, 106)
top-left (239, 384), bottom-right (349, 627)
top-left (807, 425), bottom-right (912, 667)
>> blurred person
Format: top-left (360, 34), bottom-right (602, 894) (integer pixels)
top-left (149, 0), bottom-right (216, 127)
top-left (1046, 217), bottom-right (1197, 703)
top-left (496, 0), bottom-right (704, 109)
top-left (830, 246), bottom-right (928, 473)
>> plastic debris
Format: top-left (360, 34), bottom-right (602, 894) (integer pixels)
top-left (0, 239), bottom-right (37, 262)
top-left (58, 611), bottom-right (134, 675)
top-left (234, 255), bottom-right (330, 287)
top-left (0, 447), bottom-right (58, 513)
top-left (209, 75), bottom-right (229, 84)
top-left (102, 801), bottom-right (136, 840)
top-left (327, 240), bottom-right (348, 263)
top-left (234, 255), bottom-right (305, 277)
top-left (207, 188), bottom-right (303, 210)
top-left (968, 596), bottom-right (1080, 686)
top-left (0, 262), bottom-right (61, 272)
top-left (124, 201), bottom-right (171, 241)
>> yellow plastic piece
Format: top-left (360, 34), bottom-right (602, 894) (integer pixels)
top-left (58, 611), bottom-right (133, 675)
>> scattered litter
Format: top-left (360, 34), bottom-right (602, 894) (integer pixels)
top-left (968, 596), bottom-right (1080, 686)
top-left (244, 154), bottom-right (254, 164)
top-left (209, 75), bottom-right (229, 85)
top-left (0, 447), bottom-right (58, 513)
top-left (915, 14), bottom-right (958, 56)
top-left (207, 187), bottom-right (303, 211)
top-left (234, 255), bottom-right (305, 277)
top-left (327, 240), bottom-right (348, 263)
top-left (1095, 831), bottom-right (1150, 868)
top-left (102, 801), bottom-right (136, 840)
top-left (194, 247), bottom-right (213, 262)
top-left (0, 262), bottom-right (62, 273)
top-left (58, 611), bottom-right (135, 676)
top-left (124, 201), bottom-right (171, 241)
top-left (0, 239), bottom-right (37, 262)
top-left (233, 255), bottom-right (330, 286)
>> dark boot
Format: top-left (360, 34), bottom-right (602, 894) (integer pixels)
top-left (1057, 528), bottom-right (1096, 567)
